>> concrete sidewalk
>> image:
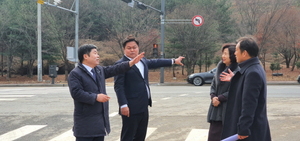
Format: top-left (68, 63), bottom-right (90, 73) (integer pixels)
top-left (0, 81), bottom-right (298, 87)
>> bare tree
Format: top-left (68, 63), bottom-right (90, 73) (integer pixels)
top-left (234, 0), bottom-right (292, 70)
top-left (269, 6), bottom-right (300, 70)
top-left (42, 0), bottom-right (101, 80)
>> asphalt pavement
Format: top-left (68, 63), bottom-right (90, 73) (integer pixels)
top-left (1, 85), bottom-right (299, 141)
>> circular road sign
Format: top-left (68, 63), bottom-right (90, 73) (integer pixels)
top-left (192, 15), bottom-right (204, 27)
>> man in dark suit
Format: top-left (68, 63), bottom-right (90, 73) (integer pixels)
top-left (114, 36), bottom-right (184, 141)
top-left (221, 36), bottom-right (271, 141)
top-left (68, 44), bottom-right (144, 141)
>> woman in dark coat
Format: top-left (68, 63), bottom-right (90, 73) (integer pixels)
top-left (207, 43), bottom-right (239, 141)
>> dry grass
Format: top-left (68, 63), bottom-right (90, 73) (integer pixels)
top-left (0, 66), bottom-right (299, 84)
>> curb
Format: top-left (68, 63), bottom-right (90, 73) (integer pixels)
top-left (0, 83), bottom-right (68, 87)
top-left (0, 81), bottom-right (298, 87)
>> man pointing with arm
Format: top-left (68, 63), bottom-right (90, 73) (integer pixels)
top-left (114, 36), bottom-right (184, 141)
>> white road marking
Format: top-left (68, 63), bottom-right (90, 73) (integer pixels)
top-left (145, 127), bottom-right (157, 139)
top-left (0, 89), bottom-right (24, 92)
top-left (48, 112), bottom-right (119, 141)
top-left (185, 129), bottom-right (208, 141)
top-left (0, 98), bottom-right (16, 101)
top-left (0, 125), bottom-right (47, 141)
top-left (109, 112), bottom-right (118, 117)
top-left (195, 92), bottom-right (205, 94)
top-left (49, 129), bottom-right (74, 141)
top-left (0, 95), bottom-right (34, 98)
top-left (180, 94), bottom-right (188, 96)
top-left (161, 97), bottom-right (171, 100)
top-left (116, 127), bottom-right (157, 141)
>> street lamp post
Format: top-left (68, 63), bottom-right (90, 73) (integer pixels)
top-left (37, 0), bottom-right (79, 82)
top-left (74, 0), bottom-right (79, 67)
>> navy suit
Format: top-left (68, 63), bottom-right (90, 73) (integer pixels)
top-left (68, 62), bottom-right (131, 138)
top-left (114, 56), bottom-right (172, 141)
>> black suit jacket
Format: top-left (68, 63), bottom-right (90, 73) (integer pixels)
top-left (114, 56), bottom-right (172, 115)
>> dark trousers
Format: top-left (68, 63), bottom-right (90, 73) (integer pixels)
top-left (208, 121), bottom-right (222, 141)
top-left (120, 111), bottom-right (149, 141)
top-left (76, 136), bottom-right (104, 141)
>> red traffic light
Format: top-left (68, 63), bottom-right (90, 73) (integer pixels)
top-left (153, 44), bottom-right (158, 48)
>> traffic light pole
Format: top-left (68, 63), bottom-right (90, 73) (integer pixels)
top-left (159, 0), bottom-right (165, 83)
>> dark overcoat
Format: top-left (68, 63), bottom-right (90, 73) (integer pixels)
top-left (221, 57), bottom-right (271, 141)
top-left (68, 62), bottom-right (130, 137)
top-left (114, 56), bottom-right (172, 115)
top-left (207, 61), bottom-right (239, 123)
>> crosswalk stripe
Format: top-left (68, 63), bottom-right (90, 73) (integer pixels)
top-left (48, 112), bottom-right (119, 141)
top-left (0, 89), bottom-right (23, 92)
top-left (0, 98), bottom-right (16, 101)
top-left (49, 129), bottom-right (74, 141)
top-left (0, 125), bottom-right (207, 141)
top-left (109, 112), bottom-right (118, 117)
top-left (0, 125), bottom-right (47, 141)
top-left (116, 127), bottom-right (157, 141)
top-left (145, 127), bottom-right (157, 139)
top-left (0, 95), bottom-right (34, 98)
top-left (161, 97), bottom-right (171, 100)
top-left (180, 94), bottom-right (188, 96)
top-left (185, 129), bottom-right (208, 141)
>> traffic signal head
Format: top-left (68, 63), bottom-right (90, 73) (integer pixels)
top-left (153, 44), bottom-right (158, 58)
top-left (121, 0), bottom-right (133, 3)
top-left (136, 2), bottom-right (147, 10)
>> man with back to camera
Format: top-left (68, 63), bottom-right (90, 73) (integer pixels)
top-left (68, 44), bottom-right (144, 141)
top-left (220, 36), bottom-right (271, 141)
top-left (114, 36), bottom-right (185, 141)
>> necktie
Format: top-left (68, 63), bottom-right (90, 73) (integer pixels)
top-left (91, 69), bottom-right (97, 81)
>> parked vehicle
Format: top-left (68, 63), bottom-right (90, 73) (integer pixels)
top-left (297, 75), bottom-right (300, 84)
top-left (187, 68), bottom-right (216, 86)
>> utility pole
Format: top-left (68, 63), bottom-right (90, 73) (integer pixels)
top-left (37, 3), bottom-right (42, 82)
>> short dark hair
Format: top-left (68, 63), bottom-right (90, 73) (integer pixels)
top-left (122, 35), bottom-right (139, 48)
top-left (222, 43), bottom-right (236, 63)
top-left (236, 36), bottom-right (259, 57)
top-left (78, 44), bottom-right (97, 63)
